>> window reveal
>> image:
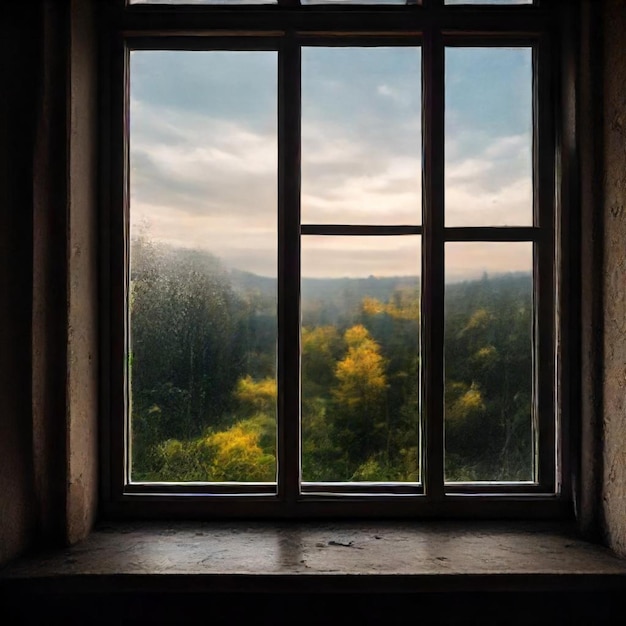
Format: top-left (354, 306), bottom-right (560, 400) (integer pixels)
top-left (108, 0), bottom-right (562, 516)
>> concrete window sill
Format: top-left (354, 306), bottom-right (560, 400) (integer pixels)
top-left (2, 521), bottom-right (626, 624)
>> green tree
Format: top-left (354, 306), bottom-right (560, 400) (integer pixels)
top-left (130, 237), bottom-right (249, 478)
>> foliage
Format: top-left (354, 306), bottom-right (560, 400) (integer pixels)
top-left (140, 421), bottom-right (274, 482)
top-left (234, 376), bottom-right (277, 417)
top-left (131, 237), bottom-right (534, 485)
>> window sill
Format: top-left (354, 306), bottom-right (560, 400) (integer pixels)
top-left (2, 521), bottom-right (626, 624)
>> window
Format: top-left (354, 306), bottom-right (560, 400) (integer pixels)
top-left (104, 0), bottom-right (569, 518)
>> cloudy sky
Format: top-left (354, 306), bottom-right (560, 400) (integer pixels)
top-left (130, 42), bottom-right (532, 280)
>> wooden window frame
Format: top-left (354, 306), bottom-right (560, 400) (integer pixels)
top-left (101, 0), bottom-right (572, 519)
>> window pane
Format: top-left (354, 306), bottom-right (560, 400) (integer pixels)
top-left (302, 47), bottom-right (422, 226)
top-left (301, 236), bottom-right (421, 483)
top-left (129, 51), bottom-right (277, 483)
top-left (445, 242), bottom-right (533, 482)
top-left (445, 47), bottom-right (533, 226)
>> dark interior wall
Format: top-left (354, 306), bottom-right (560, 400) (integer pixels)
top-left (576, 0), bottom-right (605, 541)
top-left (32, 0), bottom-right (72, 549)
top-left (602, 0), bottom-right (626, 558)
top-left (0, 0), bottom-right (99, 568)
top-left (0, 1), bottom-right (40, 568)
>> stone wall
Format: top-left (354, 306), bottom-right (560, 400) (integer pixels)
top-left (602, 0), bottom-right (626, 558)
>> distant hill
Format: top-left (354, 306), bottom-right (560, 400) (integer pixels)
top-left (140, 242), bottom-right (531, 327)
top-left (229, 268), bottom-right (419, 300)
top-left (228, 269), bottom-right (420, 326)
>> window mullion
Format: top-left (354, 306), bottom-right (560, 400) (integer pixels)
top-left (277, 36), bottom-right (301, 507)
top-left (535, 34), bottom-right (557, 493)
top-left (422, 27), bottom-right (445, 500)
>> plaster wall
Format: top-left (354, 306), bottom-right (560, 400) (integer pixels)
top-left (66, 0), bottom-right (99, 545)
top-left (602, 0), bottom-right (626, 558)
top-left (0, 0), bottom-right (99, 568)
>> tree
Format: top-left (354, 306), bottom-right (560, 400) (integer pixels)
top-left (331, 325), bottom-right (388, 472)
top-left (130, 236), bottom-right (249, 478)
top-left (234, 375), bottom-right (277, 417)
top-left (444, 274), bottom-right (533, 481)
top-left (301, 325), bottom-right (344, 480)
top-left (142, 422), bottom-right (275, 482)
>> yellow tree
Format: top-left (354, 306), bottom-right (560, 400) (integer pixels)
top-left (233, 375), bottom-right (277, 458)
top-left (332, 325), bottom-right (388, 469)
top-left (203, 424), bottom-right (275, 481)
top-left (234, 375), bottom-right (277, 416)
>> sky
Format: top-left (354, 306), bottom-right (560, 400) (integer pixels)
top-left (130, 42), bottom-right (533, 280)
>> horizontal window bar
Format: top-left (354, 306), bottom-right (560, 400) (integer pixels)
top-left (301, 482), bottom-right (424, 495)
top-left (105, 495), bottom-right (572, 520)
top-left (125, 483), bottom-right (551, 496)
top-left (296, 34), bottom-right (422, 45)
top-left (442, 34), bottom-right (541, 46)
top-left (125, 483), bottom-right (277, 495)
top-left (301, 225), bottom-right (422, 236)
top-left (444, 227), bottom-right (539, 241)
top-left (125, 35), bottom-right (283, 49)
top-left (119, 12), bottom-right (552, 37)
top-left (445, 484), bottom-right (551, 495)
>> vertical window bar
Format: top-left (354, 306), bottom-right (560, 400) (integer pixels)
top-left (422, 28), bottom-right (445, 499)
top-left (109, 35), bottom-right (129, 500)
top-left (122, 43), bottom-right (132, 490)
top-left (535, 35), bottom-right (556, 492)
top-left (277, 37), bottom-right (301, 505)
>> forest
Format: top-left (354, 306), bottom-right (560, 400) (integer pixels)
top-left (130, 236), bottom-right (534, 485)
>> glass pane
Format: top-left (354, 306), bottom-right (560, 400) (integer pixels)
top-left (445, 47), bottom-right (533, 226)
top-left (445, 242), bottom-right (534, 482)
top-left (301, 236), bottom-right (421, 482)
top-left (302, 47), bottom-right (422, 225)
top-left (129, 51), bottom-right (277, 483)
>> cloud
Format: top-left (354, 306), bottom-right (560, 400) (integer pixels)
top-left (129, 48), bottom-right (533, 280)
top-left (445, 134), bottom-right (532, 226)
top-left (301, 117), bottom-right (422, 225)
top-left (131, 97), bottom-right (276, 216)
top-left (376, 84), bottom-right (410, 106)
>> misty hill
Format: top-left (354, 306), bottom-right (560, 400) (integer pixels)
top-left (134, 241), bottom-right (531, 328)
top-left (229, 264), bottom-right (531, 327)
top-left (229, 269), bottom-right (420, 326)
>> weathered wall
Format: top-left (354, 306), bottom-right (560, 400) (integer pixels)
top-left (0, 0), bottom-right (99, 568)
top-left (602, 0), bottom-right (626, 558)
top-left (66, 0), bottom-right (99, 545)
